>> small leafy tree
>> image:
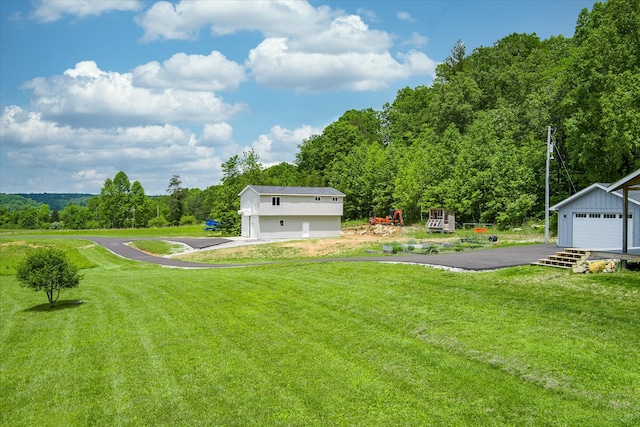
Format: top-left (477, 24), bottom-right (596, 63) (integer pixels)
top-left (16, 248), bottom-right (81, 307)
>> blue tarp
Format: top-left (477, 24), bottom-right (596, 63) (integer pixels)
top-left (204, 219), bottom-right (220, 231)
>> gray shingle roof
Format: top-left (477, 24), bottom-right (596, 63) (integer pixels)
top-left (243, 185), bottom-right (345, 197)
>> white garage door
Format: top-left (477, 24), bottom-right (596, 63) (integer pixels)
top-left (572, 213), bottom-right (633, 249)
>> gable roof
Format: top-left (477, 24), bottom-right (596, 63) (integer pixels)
top-left (239, 185), bottom-right (345, 197)
top-left (607, 168), bottom-right (640, 192)
top-left (549, 182), bottom-right (640, 211)
top-left (550, 183), bottom-right (640, 211)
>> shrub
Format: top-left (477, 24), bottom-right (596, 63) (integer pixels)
top-left (180, 215), bottom-right (198, 226)
top-left (424, 244), bottom-right (439, 254)
top-left (148, 216), bottom-right (169, 228)
top-left (16, 248), bottom-right (81, 307)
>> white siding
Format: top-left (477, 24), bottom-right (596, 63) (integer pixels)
top-left (238, 186), bottom-right (344, 239)
top-left (258, 216), bottom-right (341, 239)
top-left (239, 190), bottom-right (260, 215)
top-left (258, 195), bottom-right (343, 216)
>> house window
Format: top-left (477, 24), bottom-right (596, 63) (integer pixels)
top-left (620, 214), bottom-right (633, 219)
top-left (272, 196), bottom-right (280, 206)
top-left (315, 196), bottom-right (321, 201)
top-left (575, 213), bottom-right (587, 218)
top-left (279, 220), bottom-right (285, 227)
top-left (332, 197), bottom-right (339, 202)
top-left (589, 213), bottom-right (601, 218)
top-left (604, 214), bottom-right (616, 219)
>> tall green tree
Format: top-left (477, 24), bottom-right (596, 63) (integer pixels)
top-left (296, 109), bottom-right (381, 185)
top-left (207, 150), bottom-right (267, 234)
top-left (262, 162), bottom-right (302, 186)
top-left (130, 180), bottom-right (152, 227)
top-left (98, 172), bottom-right (132, 228)
top-left (431, 73), bottom-right (481, 133)
top-left (560, 0), bottom-right (640, 186)
top-left (97, 171), bottom-right (149, 228)
top-left (184, 188), bottom-right (209, 221)
top-left (437, 39), bottom-right (467, 82)
top-left (381, 86), bottom-right (434, 145)
top-left (17, 207), bottom-right (40, 229)
top-left (166, 175), bottom-right (187, 226)
top-left (60, 204), bottom-right (91, 229)
top-left (393, 125), bottom-right (460, 221)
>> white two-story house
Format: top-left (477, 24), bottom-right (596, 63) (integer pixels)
top-left (237, 185), bottom-right (345, 239)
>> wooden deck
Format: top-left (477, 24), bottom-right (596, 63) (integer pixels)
top-left (588, 249), bottom-right (640, 262)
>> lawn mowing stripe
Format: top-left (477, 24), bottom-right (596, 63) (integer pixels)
top-left (270, 264), bottom-right (640, 418)
top-left (90, 272), bottom-right (200, 424)
top-left (180, 266), bottom-right (616, 426)
top-left (2, 260), bottom-right (640, 425)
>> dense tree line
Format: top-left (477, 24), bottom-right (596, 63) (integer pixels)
top-left (294, 0), bottom-right (639, 226)
top-left (0, 194), bottom-right (44, 211)
top-left (2, 0), bottom-right (637, 232)
top-left (14, 193), bottom-right (92, 211)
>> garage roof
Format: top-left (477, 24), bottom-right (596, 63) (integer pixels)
top-left (607, 168), bottom-right (640, 192)
top-left (550, 183), bottom-right (640, 211)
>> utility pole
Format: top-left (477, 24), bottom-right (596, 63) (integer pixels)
top-left (545, 126), bottom-right (552, 244)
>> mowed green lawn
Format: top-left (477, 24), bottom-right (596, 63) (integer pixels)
top-left (1, 239), bottom-right (639, 426)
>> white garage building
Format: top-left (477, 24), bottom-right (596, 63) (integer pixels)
top-left (551, 182), bottom-right (640, 250)
top-left (237, 185), bottom-right (345, 239)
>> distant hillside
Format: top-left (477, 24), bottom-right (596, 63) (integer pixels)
top-left (0, 194), bottom-right (44, 211)
top-left (14, 193), bottom-right (94, 210)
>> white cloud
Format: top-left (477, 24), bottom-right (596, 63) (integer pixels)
top-left (23, 61), bottom-right (246, 128)
top-left (251, 124), bottom-right (322, 164)
top-left (247, 38), bottom-right (436, 92)
top-left (136, 1), bottom-right (437, 93)
top-left (289, 15), bottom-right (392, 54)
top-left (0, 106), bottom-right (227, 194)
top-left (397, 11), bottom-right (416, 23)
top-left (403, 32), bottom-right (429, 48)
top-left (32, 0), bottom-right (140, 23)
top-left (0, 106), bottom-right (316, 194)
top-left (132, 51), bottom-right (246, 92)
top-left (201, 123), bottom-right (234, 145)
top-left (2, 0), bottom-right (440, 194)
top-left (356, 8), bottom-right (378, 23)
top-left (136, 0), bottom-right (331, 42)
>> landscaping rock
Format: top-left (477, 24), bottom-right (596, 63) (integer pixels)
top-left (573, 262), bottom-right (589, 274)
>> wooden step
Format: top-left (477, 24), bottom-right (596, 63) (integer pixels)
top-left (554, 251), bottom-right (583, 259)
top-left (565, 248), bottom-right (588, 256)
top-left (532, 249), bottom-right (587, 269)
top-left (531, 261), bottom-right (572, 269)
top-left (533, 259), bottom-right (574, 269)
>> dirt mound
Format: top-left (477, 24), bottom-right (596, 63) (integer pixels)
top-left (341, 224), bottom-right (402, 237)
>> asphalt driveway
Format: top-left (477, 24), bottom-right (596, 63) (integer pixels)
top-left (365, 244), bottom-right (559, 270)
top-left (85, 237), bottom-right (558, 271)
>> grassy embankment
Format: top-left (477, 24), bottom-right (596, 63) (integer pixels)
top-left (1, 234), bottom-right (639, 426)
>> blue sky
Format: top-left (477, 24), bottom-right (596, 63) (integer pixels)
top-left (0, 0), bottom-right (597, 195)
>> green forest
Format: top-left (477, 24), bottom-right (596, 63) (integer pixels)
top-left (1, 0), bottom-right (638, 232)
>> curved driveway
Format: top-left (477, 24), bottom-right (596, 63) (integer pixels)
top-left (85, 237), bottom-right (559, 271)
top-left (86, 237), bottom-right (252, 268)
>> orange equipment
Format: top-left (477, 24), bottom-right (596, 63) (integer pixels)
top-left (369, 209), bottom-right (404, 226)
